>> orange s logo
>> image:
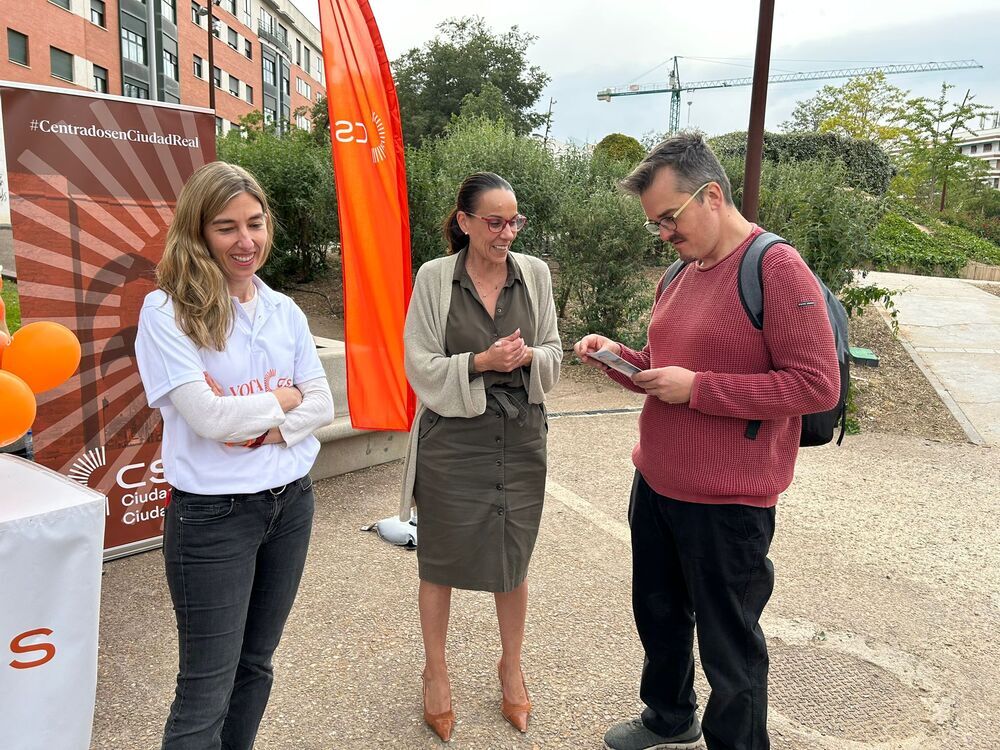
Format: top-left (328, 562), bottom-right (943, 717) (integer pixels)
top-left (9, 628), bottom-right (56, 669)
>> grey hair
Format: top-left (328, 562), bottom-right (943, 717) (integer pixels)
top-left (619, 131), bottom-right (733, 205)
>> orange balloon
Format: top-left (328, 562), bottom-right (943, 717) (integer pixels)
top-left (2, 321), bottom-right (82, 394)
top-left (0, 370), bottom-right (36, 447)
top-left (0, 332), bottom-right (8, 367)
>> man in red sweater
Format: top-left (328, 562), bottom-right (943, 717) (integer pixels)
top-left (574, 133), bottom-right (840, 750)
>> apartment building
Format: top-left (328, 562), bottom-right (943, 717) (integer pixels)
top-left (956, 111), bottom-right (1000, 190)
top-left (1, 0), bottom-right (326, 134)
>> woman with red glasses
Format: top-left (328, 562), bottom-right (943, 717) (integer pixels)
top-left (400, 172), bottom-right (562, 741)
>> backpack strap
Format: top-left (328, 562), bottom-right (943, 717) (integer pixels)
top-left (655, 258), bottom-right (690, 303)
top-left (737, 231), bottom-right (787, 330)
top-left (738, 232), bottom-right (787, 439)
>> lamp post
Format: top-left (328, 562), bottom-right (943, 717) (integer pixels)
top-left (196, 1), bottom-right (218, 110)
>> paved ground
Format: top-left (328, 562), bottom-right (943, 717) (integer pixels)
top-left (866, 272), bottom-right (1000, 446)
top-left (90, 271), bottom-right (1000, 749)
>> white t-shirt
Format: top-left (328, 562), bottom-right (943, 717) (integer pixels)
top-left (135, 276), bottom-right (327, 494)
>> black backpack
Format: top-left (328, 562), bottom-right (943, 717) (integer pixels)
top-left (657, 232), bottom-right (850, 446)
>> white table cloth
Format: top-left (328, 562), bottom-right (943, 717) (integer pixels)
top-left (0, 454), bottom-right (105, 750)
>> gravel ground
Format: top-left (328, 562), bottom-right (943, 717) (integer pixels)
top-left (973, 282), bottom-right (1000, 299)
top-left (91, 421), bottom-right (1000, 749)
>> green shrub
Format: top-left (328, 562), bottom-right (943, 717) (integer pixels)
top-left (941, 209), bottom-right (1000, 248)
top-left (593, 133), bottom-right (646, 171)
top-left (719, 156), bottom-right (886, 294)
top-left (868, 213), bottom-right (968, 275)
top-left (1, 279), bottom-right (20, 333)
top-left (711, 130), bottom-right (893, 196)
top-left (867, 198), bottom-right (1000, 274)
top-left (552, 183), bottom-right (654, 347)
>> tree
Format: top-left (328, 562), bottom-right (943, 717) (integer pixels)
top-left (593, 133), bottom-right (646, 166)
top-left (894, 83), bottom-right (991, 211)
top-left (308, 95), bottom-right (330, 144)
top-left (782, 72), bottom-right (910, 147)
top-left (392, 16), bottom-right (550, 146)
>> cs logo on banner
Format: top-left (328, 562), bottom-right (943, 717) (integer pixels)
top-left (334, 111), bottom-right (387, 163)
top-left (8, 628), bottom-right (56, 670)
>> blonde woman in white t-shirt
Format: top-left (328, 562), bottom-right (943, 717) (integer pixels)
top-left (135, 161), bottom-right (333, 750)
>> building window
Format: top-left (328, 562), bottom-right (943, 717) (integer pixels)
top-left (92, 64), bottom-right (108, 92)
top-left (161, 0), bottom-right (176, 23)
top-left (213, 66), bottom-right (221, 88)
top-left (303, 47), bottom-right (310, 73)
top-left (264, 107), bottom-right (276, 124)
top-left (193, 54), bottom-right (203, 78)
top-left (50, 47), bottom-right (74, 82)
top-left (229, 75), bottom-right (240, 97)
top-left (124, 79), bottom-right (149, 99)
top-left (296, 39), bottom-right (301, 66)
top-left (163, 49), bottom-right (178, 80)
top-left (263, 57), bottom-right (276, 85)
top-left (7, 30), bottom-right (29, 66)
top-left (971, 144), bottom-right (978, 154)
top-left (296, 114), bottom-right (310, 131)
top-left (296, 77), bottom-right (310, 98)
top-left (228, 27), bottom-right (238, 49)
top-left (278, 23), bottom-right (288, 45)
top-left (258, 9), bottom-right (273, 34)
top-left (984, 143), bottom-right (994, 153)
top-left (242, 0), bottom-right (251, 27)
top-left (244, 39), bottom-right (252, 59)
top-left (191, 2), bottom-right (202, 25)
top-left (49, 0), bottom-right (71, 9)
top-left (216, 116), bottom-right (223, 134)
top-left (281, 75), bottom-right (289, 96)
top-left (90, 0), bottom-right (106, 26)
top-left (245, 83), bottom-right (253, 104)
top-left (224, 0), bottom-right (235, 14)
top-left (121, 28), bottom-right (147, 65)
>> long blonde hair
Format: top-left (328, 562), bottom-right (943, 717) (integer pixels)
top-left (157, 162), bottom-right (274, 351)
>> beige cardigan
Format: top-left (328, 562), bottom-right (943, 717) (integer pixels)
top-left (398, 251), bottom-right (562, 520)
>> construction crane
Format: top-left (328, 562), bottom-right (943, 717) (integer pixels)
top-left (597, 57), bottom-right (983, 133)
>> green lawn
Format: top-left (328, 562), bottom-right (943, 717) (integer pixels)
top-left (1, 279), bottom-right (20, 333)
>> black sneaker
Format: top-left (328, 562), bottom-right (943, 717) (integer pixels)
top-left (603, 716), bottom-right (702, 750)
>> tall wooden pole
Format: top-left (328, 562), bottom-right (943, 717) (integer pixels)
top-left (207, 4), bottom-right (216, 111)
top-left (741, 0), bottom-right (775, 222)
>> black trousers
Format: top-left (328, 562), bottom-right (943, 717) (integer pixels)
top-left (628, 471), bottom-right (776, 750)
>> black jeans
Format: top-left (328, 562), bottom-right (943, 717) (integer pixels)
top-left (628, 471), bottom-right (776, 750)
top-left (161, 475), bottom-right (314, 750)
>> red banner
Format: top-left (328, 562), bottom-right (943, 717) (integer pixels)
top-left (319, 0), bottom-right (415, 431)
top-left (0, 82), bottom-right (215, 558)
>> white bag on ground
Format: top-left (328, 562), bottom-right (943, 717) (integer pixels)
top-left (362, 511), bottom-right (417, 549)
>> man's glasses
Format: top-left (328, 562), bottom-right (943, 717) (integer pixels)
top-left (643, 182), bottom-right (711, 236)
top-left (466, 212), bottom-right (528, 233)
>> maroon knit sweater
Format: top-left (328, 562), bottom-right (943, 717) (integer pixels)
top-left (610, 226), bottom-right (840, 507)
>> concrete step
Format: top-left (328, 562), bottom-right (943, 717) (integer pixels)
top-left (313, 336), bottom-right (407, 480)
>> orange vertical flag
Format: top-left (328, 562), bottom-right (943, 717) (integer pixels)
top-left (319, 0), bottom-right (415, 430)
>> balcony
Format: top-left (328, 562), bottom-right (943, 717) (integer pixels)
top-left (256, 22), bottom-right (291, 58)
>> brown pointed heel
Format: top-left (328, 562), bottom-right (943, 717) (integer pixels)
top-left (497, 662), bottom-right (532, 733)
top-left (422, 672), bottom-right (455, 742)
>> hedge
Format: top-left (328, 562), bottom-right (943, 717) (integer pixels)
top-left (710, 130), bottom-right (893, 196)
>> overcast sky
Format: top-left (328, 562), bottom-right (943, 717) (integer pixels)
top-left (291, 0), bottom-right (999, 145)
